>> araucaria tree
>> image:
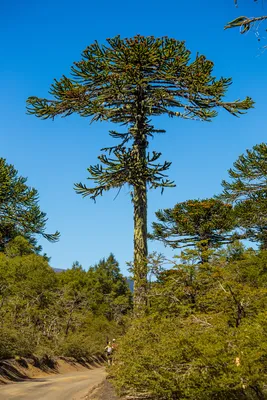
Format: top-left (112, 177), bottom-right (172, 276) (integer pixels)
top-left (151, 199), bottom-right (237, 263)
top-left (0, 158), bottom-right (59, 249)
top-left (27, 35), bottom-right (253, 312)
top-left (221, 143), bottom-right (267, 249)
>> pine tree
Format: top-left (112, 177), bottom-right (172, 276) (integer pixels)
top-left (221, 143), bottom-right (267, 249)
top-left (151, 199), bottom-right (237, 263)
top-left (27, 35), bottom-right (253, 312)
top-left (0, 158), bottom-right (59, 248)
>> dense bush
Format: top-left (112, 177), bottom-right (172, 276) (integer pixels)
top-left (113, 248), bottom-right (267, 399)
top-left (0, 239), bottom-right (132, 360)
top-left (0, 328), bottom-right (35, 359)
top-left (59, 316), bottom-right (123, 359)
top-left (114, 315), bottom-right (267, 400)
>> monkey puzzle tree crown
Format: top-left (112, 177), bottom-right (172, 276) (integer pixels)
top-left (221, 143), bottom-right (267, 249)
top-left (27, 35), bottom-right (253, 122)
top-left (151, 198), bottom-right (237, 264)
top-left (27, 35), bottom-right (253, 199)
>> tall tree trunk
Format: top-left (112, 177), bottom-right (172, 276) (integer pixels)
top-left (133, 138), bottom-right (148, 315)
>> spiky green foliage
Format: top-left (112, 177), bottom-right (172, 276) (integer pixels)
top-left (76, 150), bottom-right (174, 201)
top-left (221, 143), bottom-right (267, 248)
top-left (151, 199), bottom-right (237, 262)
top-left (27, 35), bottom-right (253, 311)
top-left (27, 35), bottom-right (253, 200)
top-left (221, 143), bottom-right (267, 201)
top-left (0, 158), bottom-right (59, 248)
top-left (235, 198), bottom-right (267, 250)
top-left (27, 36), bottom-right (253, 123)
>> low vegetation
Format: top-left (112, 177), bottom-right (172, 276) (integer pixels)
top-left (111, 143), bottom-right (267, 399)
top-left (113, 245), bottom-right (267, 399)
top-left (0, 243), bottom-right (132, 361)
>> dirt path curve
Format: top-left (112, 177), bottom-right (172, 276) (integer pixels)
top-left (0, 367), bottom-right (106, 400)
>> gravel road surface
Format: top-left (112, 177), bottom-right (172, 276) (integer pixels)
top-left (0, 367), bottom-right (106, 400)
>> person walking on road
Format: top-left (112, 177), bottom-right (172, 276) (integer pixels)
top-left (105, 341), bottom-right (113, 366)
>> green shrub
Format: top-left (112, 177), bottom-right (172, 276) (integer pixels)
top-left (0, 327), bottom-right (36, 359)
top-left (59, 316), bottom-right (124, 359)
top-left (0, 249), bottom-right (131, 361)
top-left (113, 315), bottom-right (267, 400)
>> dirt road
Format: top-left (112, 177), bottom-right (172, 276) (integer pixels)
top-left (0, 367), bottom-right (106, 400)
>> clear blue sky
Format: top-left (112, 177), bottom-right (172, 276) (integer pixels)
top-left (1, 0), bottom-right (266, 274)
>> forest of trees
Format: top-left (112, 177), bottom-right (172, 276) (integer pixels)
top-left (0, 241), bottom-right (132, 360)
top-left (2, 114), bottom-right (267, 399)
top-left (113, 244), bottom-right (267, 400)
top-left (2, 137), bottom-right (267, 399)
top-left (2, 2), bottom-right (267, 397)
top-left (110, 142), bottom-right (267, 400)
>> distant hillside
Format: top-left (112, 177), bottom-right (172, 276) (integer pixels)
top-left (53, 268), bottom-right (65, 273)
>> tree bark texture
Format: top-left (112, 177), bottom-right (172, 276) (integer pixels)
top-left (133, 138), bottom-right (148, 315)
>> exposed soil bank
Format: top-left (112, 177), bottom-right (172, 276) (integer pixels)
top-left (0, 355), bottom-right (105, 384)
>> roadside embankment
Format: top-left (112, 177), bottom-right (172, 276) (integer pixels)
top-left (0, 355), bottom-right (105, 384)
